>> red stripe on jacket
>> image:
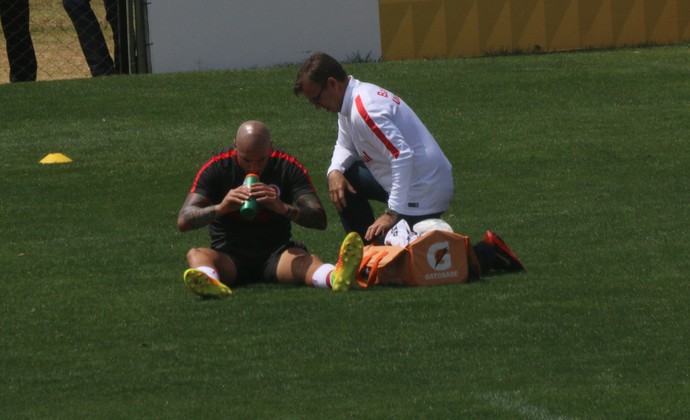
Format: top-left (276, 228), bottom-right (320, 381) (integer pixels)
top-left (355, 95), bottom-right (400, 158)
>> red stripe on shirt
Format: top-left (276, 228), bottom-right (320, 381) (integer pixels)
top-left (190, 149), bottom-right (237, 193)
top-left (190, 149), bottom-right (317, 193)
top-left (355, 95), bottom-right (400, 158)
top-left (270, 149), bottom-right (317, 192)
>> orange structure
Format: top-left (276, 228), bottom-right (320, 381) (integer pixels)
top-left (379, 0), bottom-right (690, 59)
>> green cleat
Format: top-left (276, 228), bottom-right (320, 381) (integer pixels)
top-left (331, 232), bottom-right (364, 292)
top-left (183, 268), bottom-right (233, 298)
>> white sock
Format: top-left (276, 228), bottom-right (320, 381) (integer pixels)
top-left (312, 263), bottom-right (335, 288)
top-left (195, 265), bottom-right (219, 281)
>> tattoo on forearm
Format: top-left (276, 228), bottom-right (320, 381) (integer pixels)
top-left (292, 193), bottom-right (327, 230)
top-left (283, 205), bottom-right (298, 221)
top-left (182, 206), bottom-right (217, 230)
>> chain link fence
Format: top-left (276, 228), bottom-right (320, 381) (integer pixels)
top-left (0, 0), bottom-right (139, 84)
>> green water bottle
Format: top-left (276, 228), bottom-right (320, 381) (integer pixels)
top-left (240, 173), bottom-right (259, 219)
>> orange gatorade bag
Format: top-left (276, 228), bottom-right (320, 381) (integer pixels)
top-left (358, 230), bottom-right (480, 287)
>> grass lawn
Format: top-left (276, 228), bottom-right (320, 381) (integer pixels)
top-left (1, 44), bottom-right (689, 418)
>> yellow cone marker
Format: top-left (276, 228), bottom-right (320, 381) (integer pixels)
top-left (40, 153), bottom-right (73, 164)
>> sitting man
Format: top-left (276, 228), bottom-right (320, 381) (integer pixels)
top-left (177, 120), bottom-right (363, 298)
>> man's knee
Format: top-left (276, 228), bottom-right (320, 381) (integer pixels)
top-left (186, 247), bottom-right (209, 265)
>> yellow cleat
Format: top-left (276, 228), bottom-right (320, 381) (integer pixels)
top-left (331, 232), bottom-right (364, 292)
top-left (183, 268), bottom-right (233, 299)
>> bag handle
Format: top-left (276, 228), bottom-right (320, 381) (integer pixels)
top-left (465, 236), bottom-right (483, 278)
top-left (357, 249), bottom-right (390, 288)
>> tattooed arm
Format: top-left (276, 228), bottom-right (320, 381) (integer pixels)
top-left (178, 187), bottom-right (326, 232)
top-left (177, 185), bottom-right (248, 232)
top-left (177, 193), bottom-right (218, 232)
top-left (280, 192), bottom-right (327, 230)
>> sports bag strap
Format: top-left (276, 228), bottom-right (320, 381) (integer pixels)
top-left (357, 253), bottom-right (375, 288)
top-left (357, 249), bottom-right (390, 288)
top-left (465, 236), bottom-right (482, 278)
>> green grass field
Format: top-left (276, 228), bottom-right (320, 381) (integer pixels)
top-left (1, 44), bottom-right (689, 418)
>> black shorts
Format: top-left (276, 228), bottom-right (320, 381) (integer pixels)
top-left (216, 241), bottom-right (308, 285)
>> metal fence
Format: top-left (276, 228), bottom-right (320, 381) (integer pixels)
top-left (0, 0), bottom-right (147, 84)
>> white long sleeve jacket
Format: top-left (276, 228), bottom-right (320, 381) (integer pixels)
top-left (327, 77), bottom-right (453, 215)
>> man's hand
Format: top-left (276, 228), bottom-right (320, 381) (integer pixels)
top-left (252, 184), bottom-right (327, 230)
top-left (252, 182), bottom-right (285, 214)
top-left (365, 213), bottom-right (398, 242)
top-left (327, 170), bottom-right (357, 212)
top-left (177, 185), bottom-right (251, 232)
top-left (217, 185), bottom-right (251, 216)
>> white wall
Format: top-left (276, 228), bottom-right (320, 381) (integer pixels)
top-left (147, 0), bottom-right (382, 74)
